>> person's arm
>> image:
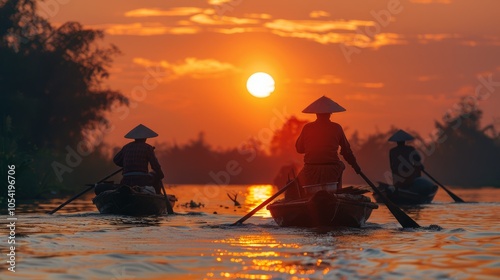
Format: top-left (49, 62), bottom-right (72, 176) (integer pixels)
top-left (148, 147), bottom-right (164, 179)
top-left (410, 147), bottom-right (424, 170)
top-left (339, 128), bottom-right (361, 174)
top-left (295, 133), bottom-right (305, 154)
top-left (389, 149), bottom-right (398, 172)
top-left (113, 148), bottom-right (124, 167)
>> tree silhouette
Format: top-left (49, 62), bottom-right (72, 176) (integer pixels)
top-left (269, 116), bottom-right (307, 159)
top-left (1, 0), bottom-right (127, 151)
top-left (1, 0), bottom-right (127, 198)
top-left (426, 97), bottom-right (500, 186)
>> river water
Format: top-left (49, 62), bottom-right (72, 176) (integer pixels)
top-left (1, 185), bottom-right (499, 279)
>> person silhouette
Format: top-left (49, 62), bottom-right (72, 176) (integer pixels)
top-left (287, 96), bottom-right (361, 199)
top-left (113, 124), bottom-right (165, 194)
top-left (388, 129), bottom-right (423, 189)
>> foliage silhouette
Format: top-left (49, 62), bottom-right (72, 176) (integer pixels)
top-left (425, 98), bottom-right (500, 187)
top-left (1, 0), bottom-right (127, 199)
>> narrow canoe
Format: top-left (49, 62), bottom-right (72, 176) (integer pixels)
top-left (267, 190), bottom-right (378, 228)
top-left (373, 177), bottom-right (438, 205)
top-left (92, 185), bottom-right (176, 216)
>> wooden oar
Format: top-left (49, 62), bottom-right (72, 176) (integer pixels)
top-left (422, 170), bottom-right (465, 203)
top-left (232, 179), bottom-right (297, 225)
top-left (359, 171), bottom-right (420, 228)
top-left (160, 182), bottom-right (175, 214)
top-left (47, 168), bottom-right (123, 215)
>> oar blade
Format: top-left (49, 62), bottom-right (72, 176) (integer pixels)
top-left (381, 196), bottom-right (420, 228)
top-left (449, 192), bottom-right (465, 203)
top-left (360, 172), bottom-right (420, 229)
top-left (422, 170), bottom-right (466, 203)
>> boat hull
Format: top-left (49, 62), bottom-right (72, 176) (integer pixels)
top-left (92, 185), bottom-right (174, 216)
top-left (267, 190), bottom-right (378, 228)
top-left (373, 177), bottom-right (438, 205)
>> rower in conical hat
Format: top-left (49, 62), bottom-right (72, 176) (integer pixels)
top-left (286, 95), bottom-right (361, 200)
top-left (112, 124), bottom-right (165, 194)
top-left (388, 129), bottom-right (423, 189)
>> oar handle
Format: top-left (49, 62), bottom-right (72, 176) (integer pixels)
top-left (161, 182), bottom-right (175, 215)
top-left (232, 179), bottom-right (297, 225)
top-left (47, 168), bottom-right (123, 215)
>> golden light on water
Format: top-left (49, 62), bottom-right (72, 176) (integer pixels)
top-left (213, 233), bottom-right (307, 279)
top-left (244, 185), bottom-right (276, 218)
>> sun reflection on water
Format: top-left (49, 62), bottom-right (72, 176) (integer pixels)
top-left (244, 184), bottom-right (276, 218)
top-left (210, 233), bottom-right (322, 279)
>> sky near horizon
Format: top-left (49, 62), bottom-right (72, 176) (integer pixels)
top-left (47, 0), bottom-right (500, 149)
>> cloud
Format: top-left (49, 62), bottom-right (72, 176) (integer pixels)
top-left (245, 13), bottom-right (272, 19)
top-left (190, 13), bottom-right (260, 25)
top-left (207, 0), bottom-right (233, 4)
top-left (124, 7), bottom-right (203, 17)
top-left (357, 82), bottom-right (385, 88)
top-left (133, 57), bottom-right (240, 80)
top-left (265, 19), bottom-right (374, 33)
top-left (304, 75), bottom-right (343, 85)
top-left (309, 10), bottom-right (330, 19)
top-left (209, 27), bottom-right (263, 34)
top-left (416, 33), bottom-right (460, 44)
top-left (91, 23), bottom-right (200, 35)
top-left (270, 29), bottom-right (406, 48)
top-left (410, 0), bottom-right (452, 4)
top-left (263, 19), bottom-right (408, 48)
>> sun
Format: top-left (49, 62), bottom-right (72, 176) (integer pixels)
top-left (246, 72), bottom-right (275, 98)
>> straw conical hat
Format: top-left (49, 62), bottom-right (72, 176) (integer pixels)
top-left (302, 96), bottom-right (346, 114)
top-left (388, 129), bottom-right (415, 142)
top-left (124, 124), bottom-right (158, 139)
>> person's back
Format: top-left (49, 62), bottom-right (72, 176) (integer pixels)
top-left (112, 124), bottom-right (165, 193)
top-left (297, 120), bottom-right (347, 164)
top-left (388, 130), bottom-right (422, 188)
top-left (114, 141), bottom-right (160, 175)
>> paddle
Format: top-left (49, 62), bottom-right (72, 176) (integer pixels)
top-left (232, 179), bottom-right (297, 225)
top-left (160, 182), bottom-right (175, 214)
top-left (422, 169), bottom-right (465, 203)
top-left (47, 168), bottom-right (123, 215)
top-left (359, 171), bottom-right (420, 228)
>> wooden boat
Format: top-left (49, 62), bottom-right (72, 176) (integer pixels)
top-left (373, 177), bottom-right (438, 205)
top-left (92, 185), bottom-right (177, 216)
top-left (267, 189), bottom-right (378, 228)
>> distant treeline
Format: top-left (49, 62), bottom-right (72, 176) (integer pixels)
top-left (155, 99), bottom-right (500, 188)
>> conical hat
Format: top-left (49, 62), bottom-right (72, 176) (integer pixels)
top-left (302, 96), bottom-right (346, 114)
top-left (124, 124), bottom-right (158, 139)
top-left (388, 129), bottom-right (415, 142)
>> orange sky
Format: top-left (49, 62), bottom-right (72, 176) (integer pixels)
top-left (48, 0), bottom-right (500, 149)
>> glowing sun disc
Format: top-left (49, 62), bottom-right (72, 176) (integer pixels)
top-left (246, 72), bottom-right (275, 98)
